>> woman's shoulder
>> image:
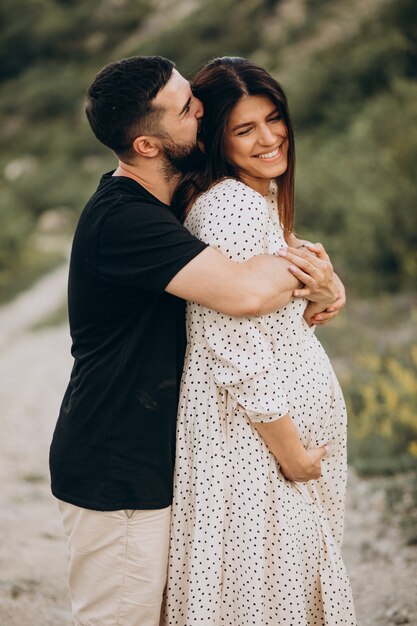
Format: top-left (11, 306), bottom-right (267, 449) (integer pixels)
top-left (186, 178), bottom-right (270, 256)
top-left (186, 177), bottom-right (270, 240)
top-left (194, 177), bottom-right (267, 211)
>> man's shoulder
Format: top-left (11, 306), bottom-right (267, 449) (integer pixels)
top-left (89, 172), bottom-right (163, 209)
top-left (79, 173), bottom-right (174, 230)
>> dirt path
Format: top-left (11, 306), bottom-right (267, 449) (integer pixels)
top-left (0, 267), bottom-right (416, 626)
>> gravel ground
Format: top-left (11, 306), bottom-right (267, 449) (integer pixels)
top-left (0, 267), bottom-right (416, 626)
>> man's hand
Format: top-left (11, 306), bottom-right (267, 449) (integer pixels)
top-left (309, 272), bottom-right (346, 326)
top-left (277, 242), bottom-right (338, 306)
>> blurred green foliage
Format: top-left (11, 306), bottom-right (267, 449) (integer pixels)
top-left (320, 294), bottom-right (417, 476)
top-left (283, 0), bottom-right (417, 293)
top-left (140, 0), bottom-right (278, 77)
top-left (1, 0), bottom-right (415, 296)
top-left (0, 0), bottom-right (152, 285)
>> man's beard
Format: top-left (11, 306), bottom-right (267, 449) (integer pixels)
top-left (160, 136), bottom-right (205, 179)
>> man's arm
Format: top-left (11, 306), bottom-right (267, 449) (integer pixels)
top-left (165, 246), bottom-right (301, 317)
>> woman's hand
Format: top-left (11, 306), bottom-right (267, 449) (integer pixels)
top-left (254, 414), bottom-right (329, 482)
top-left (277, 242), bottom-right (338, 306)
top-left (280, 446), bottom-right (329, 482)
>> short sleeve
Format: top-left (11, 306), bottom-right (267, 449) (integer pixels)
top-left (205, 314), bottom-right (289, 422)
top-left (98, 198), bottom-right (208, 294)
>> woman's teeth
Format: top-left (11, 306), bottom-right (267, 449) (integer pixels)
top-left (256, 148), bottom-right (279, 159)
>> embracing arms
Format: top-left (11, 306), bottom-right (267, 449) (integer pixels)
top-left (166, 241), bottom-right (343, 482)
top-left (284, 235), bottom-right (346, 326)
top-left (165, 246), bottom-right (301, 316)
top-left (166, 231), bottom-right (342, 482)
top-left (166, 244), bottom-right (342, 318)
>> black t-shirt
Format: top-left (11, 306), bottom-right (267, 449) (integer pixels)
top-left (49, 172), bottom-right (207, 510)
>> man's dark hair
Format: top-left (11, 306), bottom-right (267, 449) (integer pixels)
top-left (85, 55), bottom-right (175, 161)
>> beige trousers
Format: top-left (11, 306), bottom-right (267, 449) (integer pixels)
top-left (58, 499), bottom-right (171, 626)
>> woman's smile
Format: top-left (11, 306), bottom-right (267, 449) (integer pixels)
top-left (253, 141), bottom-right (286, 161)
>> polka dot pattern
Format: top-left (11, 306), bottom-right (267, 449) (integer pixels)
top-left (162, 179), bottom-right (356, 625)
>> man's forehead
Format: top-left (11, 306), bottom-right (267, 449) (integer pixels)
top-left (154, 69), bottom-right (191, 112)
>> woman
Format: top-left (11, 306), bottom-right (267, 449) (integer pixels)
top-left (163, 57), bottom-right (355, 625)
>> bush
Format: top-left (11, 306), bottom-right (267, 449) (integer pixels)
top-left (0, 185), bottom-right (34, 271)
top-left (295, 79), bottom-right (417, 293)
top-left (346, 347), bottom-right (417, 473)
top-left (320, 295), bottom-right (417, 476)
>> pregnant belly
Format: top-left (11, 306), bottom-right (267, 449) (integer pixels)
top-left (285, 338), bottom-right (346, 449)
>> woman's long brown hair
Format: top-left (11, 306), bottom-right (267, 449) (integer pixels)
top-left (174, 57), bottom-right (295, 239)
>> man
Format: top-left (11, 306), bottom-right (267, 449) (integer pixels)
top-left (50, 55), bottom-right (342, 626)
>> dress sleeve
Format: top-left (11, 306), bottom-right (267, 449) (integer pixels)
top-left (195, 179), bottom-right (289, 422)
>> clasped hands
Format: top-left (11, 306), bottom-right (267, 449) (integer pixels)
top-left (277, 241), bottom-right (345, 325)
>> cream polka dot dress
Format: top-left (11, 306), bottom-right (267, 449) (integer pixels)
top-left (162, 178), bottom-right (356, 625)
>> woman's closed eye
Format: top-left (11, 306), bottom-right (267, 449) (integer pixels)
top-left (269, 114), bottom-right (282, 123)
top-left (235, 115), bottom-right (282, 136)
top-left (236, 126), bottom-right (252, 136)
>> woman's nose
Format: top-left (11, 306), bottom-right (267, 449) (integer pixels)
top-left (194, 97), bottom-right (204, 119)
top-left (258, 124), bottom-right (276, 145)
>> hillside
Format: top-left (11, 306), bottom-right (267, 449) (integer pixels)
top-left (0, 0), bottom-right (416, 295)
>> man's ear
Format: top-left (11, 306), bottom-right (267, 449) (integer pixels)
top-left (132, 135), bottom-right (162, 159)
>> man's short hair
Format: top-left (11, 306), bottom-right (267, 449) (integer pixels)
top-left (85, 55), bottom-right (175, 161)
